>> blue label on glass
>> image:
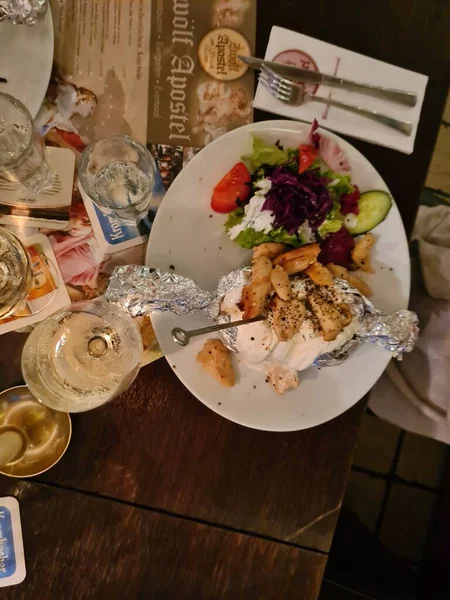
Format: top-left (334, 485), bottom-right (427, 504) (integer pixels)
top-left (0, 507), bottom-right (16, 578)
top-left (93, 168), bottom-right (166, 245)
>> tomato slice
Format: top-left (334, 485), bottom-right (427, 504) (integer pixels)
top-left (211, 162), bottom-right (251, 213)
top-left (298, 144), bottom-right (318, 174)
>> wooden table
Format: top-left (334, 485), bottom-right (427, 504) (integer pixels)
top-left (1, 1), bottom-right (449, 597)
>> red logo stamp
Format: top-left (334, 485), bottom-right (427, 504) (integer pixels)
top-left (272, 49), bottom-right (319, 95)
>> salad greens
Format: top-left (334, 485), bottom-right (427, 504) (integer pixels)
top-left (223, 128), bottom-right (391, 267)
top-left (227, 135), bottom-right (355, 253)
top-left (244, 137), bottom-right (297, 170)
top-left (318, 201), bottom-right (343, 239)
top-left (322, 169), bottom-right (354, 198)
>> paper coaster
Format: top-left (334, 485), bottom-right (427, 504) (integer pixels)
top-left (0, 497), bottom-right (26, 587)
top-left (0, 146), bottom-right (75, 230)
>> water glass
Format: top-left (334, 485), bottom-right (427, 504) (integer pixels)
top-left (0, 92), bottom-right (52, 193)
top-left (0, 0), bottom-right (48, 25)
top-left (79, 135), bottom-right (156, 224)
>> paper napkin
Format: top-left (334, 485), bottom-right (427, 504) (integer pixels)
top-left (253, 26), bottom-right (428, 154)
top-left (369, 203), bottom-right (450, 443)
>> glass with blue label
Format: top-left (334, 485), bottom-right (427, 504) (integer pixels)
top-left (79, 135), bottom-right (156, 225)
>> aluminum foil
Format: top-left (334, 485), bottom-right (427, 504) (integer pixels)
top-left (105, 265), bottom-right (215, 316)
top-left (313, 279), bottom-right (419, 366)
top-left (0, 0), bottom-right (48, 24)
top-left (106, 265), bottom-right (418, 365)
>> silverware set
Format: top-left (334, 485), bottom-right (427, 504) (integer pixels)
top-left (240, 55), bottom-right (416, 136)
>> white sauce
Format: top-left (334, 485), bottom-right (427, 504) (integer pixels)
top-left (221, 285), bottom-right (360, 375)
top-left (297, 222), bottom-right (315, 243)
top-left (228, 178), bottom-right (275, 240)
top-left (344, 213), bottom-right (358, 229)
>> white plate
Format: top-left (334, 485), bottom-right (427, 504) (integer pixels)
top-left (147, 121), bottom-right (410, 431)
top-left (0, 9), bottom-right (53, 117)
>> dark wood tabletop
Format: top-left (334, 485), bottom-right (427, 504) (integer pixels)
top-left (1, 1), bottom-right (449, 598)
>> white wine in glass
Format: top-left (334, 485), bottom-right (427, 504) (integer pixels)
top-left (21, 299), bottom-right (143, 412)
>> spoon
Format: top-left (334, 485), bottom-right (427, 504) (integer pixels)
top-left (172, 316), bottom-right (264, 346)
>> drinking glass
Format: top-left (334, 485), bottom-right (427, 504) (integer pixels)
top-left (0, 0), bottom-right (48, 25)
top-left (21, 298), bottom-right (143, 412)
top-left (0, 92), bottom-right (52, 193)
top-left (0, 225), bottom-right (32, 318)
top-left (0, 225), bottom-right (58, 319)
top-left (78, 135), bottom-right (156, 224)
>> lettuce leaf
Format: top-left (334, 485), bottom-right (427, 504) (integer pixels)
top-left (243, 136), bottom-right (292, 171)
top-left (224, 206), bottom-right (245, 230)
top-left (318, 200), bottom-right (343, 239)
top-left (322, 169), bottom-right (354, 199)
top-left (318, 217), bottom-right (343, 239)
top-left (232, 226), bottom-right (303, 249)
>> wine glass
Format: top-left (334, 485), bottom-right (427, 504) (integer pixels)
top-left (78, 135), bottom-right (156, 225)
top-left (0, 225), bottom-right (58, 320)
top-left (0, 92), bottom-right (52, 193)
top-left (0, 225), bottom-right (32, 318)
top-left (21, 298), bottom-right (143, 412)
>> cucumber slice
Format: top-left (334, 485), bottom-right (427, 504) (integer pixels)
top-left (346, 190), bottom-right (392, 235)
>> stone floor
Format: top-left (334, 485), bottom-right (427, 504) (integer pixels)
top-left (321, 92), bottom-right (450, 598)
top-left (346, 412), bottom-right (446, 561)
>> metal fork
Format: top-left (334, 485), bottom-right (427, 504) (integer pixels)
top-left (259, 67), bottom-right (413, 136)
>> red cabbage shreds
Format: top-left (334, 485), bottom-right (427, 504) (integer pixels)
top-left (318, 227), bottom-right (355, 268)
top-left (340, 186), bottom-right (360, 215)
top-left (263, 166), bottom-right (332, 234)
top-left (309, 119), bottom-right (321, 149)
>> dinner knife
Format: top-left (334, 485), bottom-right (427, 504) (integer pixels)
top-left (240, 56), bottom-right (417, 107)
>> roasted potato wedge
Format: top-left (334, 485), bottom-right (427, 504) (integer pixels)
top-left (338, 303), bottom-right (353, 327)
top-left (270, 265), bottom-right (291, 301)
top-left (326, 263), bottom-right (348, 279)
top-left (241, 280), bottom-right (272, 319)
top-left (270, 296), bottom-right (306, 342)
top-left (197, 339), bottom-right (235, 387)
top-left (326, 263), bottom-right (373, 297)
top-left (273, 243), bottom-right (320, 267)
top-left (282, 256), bottom-right (313, 275)
top-left (241, 256), bottom-right (272, 319)
top-left (253, 242), bottom-right (285, 261)
top-left (305, 261), bottom-right (334, 286)
top-left (251, 256), bottom-right (272, 282)
top-left (345, 272), bottom-right (373, 297)
top-left (308, 292), bottom-right (344, 341)
top-left (352, 233), bottom-right (375, 273)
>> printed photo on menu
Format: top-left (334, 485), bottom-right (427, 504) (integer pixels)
top-left (148, 0), bottom-right (257, 150)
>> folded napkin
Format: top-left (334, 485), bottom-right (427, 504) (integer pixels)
top-left (253, 26), bottom-right (428, 154)
top-left (369, 202), bottom-right (450, 443)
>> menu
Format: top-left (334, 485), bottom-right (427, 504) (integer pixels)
top-left (148, 0), bottom-right (256, 189)
top-left (50, 0), bottom-right (151, 144)
top-left (148, 0), bottom-right (256, 147)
